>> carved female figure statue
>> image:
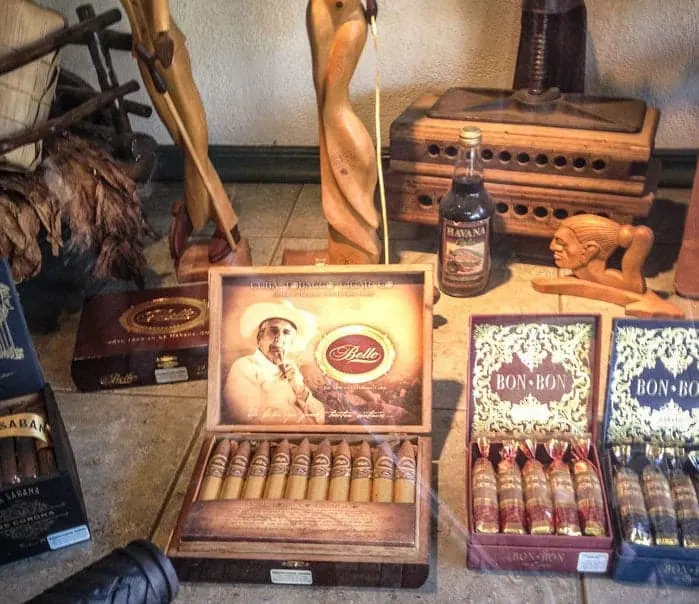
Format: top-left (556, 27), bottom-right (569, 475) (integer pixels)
top-left (305, 0), bottom-right (381, 265)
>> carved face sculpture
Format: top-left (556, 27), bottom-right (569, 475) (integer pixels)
top-left (257, 318), bottom-right (298, 365)
top-left (549, 226), bottom-right (591, 270)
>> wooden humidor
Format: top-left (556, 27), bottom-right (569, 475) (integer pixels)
top-left (465, 314), bottom-right (613, 573)
top-left (167, 266), bottom-right (434, 587)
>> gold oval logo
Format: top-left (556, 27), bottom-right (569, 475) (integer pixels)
top-left (119, 296), bottom-right (208, 335)
top-left (315, 325), bottom-right (395, 384)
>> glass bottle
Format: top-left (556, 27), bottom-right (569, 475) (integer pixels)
top-left (438, 126), bottom-right (494, 297)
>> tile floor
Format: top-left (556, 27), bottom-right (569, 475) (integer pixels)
top-left (1, 183), bottom-right (697, 603)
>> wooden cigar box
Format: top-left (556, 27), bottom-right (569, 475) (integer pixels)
top-left (167, 265), bottom-right (433, 587)
top-left (602, 318), bottom-right (699, 586)
top-left (0, 258), bottom-right (90, 565)
top-left (466, 314), bottom-right (613, 573)
top-left (71, 283), bottom-right (209, 391)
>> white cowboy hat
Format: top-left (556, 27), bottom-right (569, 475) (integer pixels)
top-left (239, 299), bottom-right (317, 350)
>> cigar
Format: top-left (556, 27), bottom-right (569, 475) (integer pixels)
top-left (372, 441), bottom-right (394, 503)
top-left (612, 445), bottom-right (652, 545)
top-left (349, 441), bottom-right (372, 502)
top-left (497, 441), bottom-right (525, 535)
top-left (242, 440), bottom-right (270, 499)
top-left (221, 440), bottom-right (249, 500)
top-left (307, 439), bottom-right (331, 501)
top-left (472, 437), bottom-right (498, 533)
top-left (394, 440), bottom-right (416, 504)
top-left (328, 440), bottom-right (351, 501)
top-left (641, 445), bottom-right (678, 546)
top-left (26, 398), bottom-right (56, 478)
top-left (520, 440), bottom-right (553, 535)
top-left (668, 448), bottom-right (699, 549)
top-left (264, 439), bottom-right (291, 499)
top-left (285, 438), bottom-right (311, 500)
top-left (545, 440), bottom-right (581, 536)
top-left (16, 437), bottom-right (38, 482)
top-left (199, 439), bottom-right (231, 501)
top-left (0, 437), bottom-right (20, 487)
top-left (570, 439), bottom-right (606, 537)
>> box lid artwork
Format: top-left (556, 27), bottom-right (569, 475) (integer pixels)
top-left (604, 318), bottom-right (699, 446)
top-left (468, 314), bottom-right (600, 438)
top-left (0, 258), bottom-right (44, 400)
top-left (207, 266), bottom-right (433, 434)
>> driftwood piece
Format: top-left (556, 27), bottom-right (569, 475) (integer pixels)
top-left (532, 214), bottom-right (684, 318)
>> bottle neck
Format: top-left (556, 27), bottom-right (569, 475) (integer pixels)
top-left (453, 141), bottom-right (483, 184)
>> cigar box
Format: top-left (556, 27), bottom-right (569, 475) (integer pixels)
top-left (602, 318), bottom-right (699, 586)
top-left (166, 265), bottom-right (433, 587)
top-left (0, 258), bottom-right (90, 565)
top-left (71, 283), bottom-right (209, 391)
top-left (466, 314), bottom-right (613, 573)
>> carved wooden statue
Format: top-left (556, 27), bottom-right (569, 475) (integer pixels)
top-left (285, 0), bottom-right (380, 265)
top-left (119, 0), bottom-right (251, 281)
top-left (532, 214), bottom-right (684, 318)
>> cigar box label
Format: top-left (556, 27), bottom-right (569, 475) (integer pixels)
top-left (330, 454), bottom-right (351, 478)
top-left (576, 552), bottom-right (609, 573)
top-left (316, 325), bottom-right (395, 385)
top-left (154, 366), bottom-right (189, 384)
top-left (47, 524), bottom-right (90, 550)
top-left (310, 453), bottom-right (330, 477)
top-left (352, 457), bottom-right (371, 480)
top-left (119, 296), bottom-right (208, 336)
top-left (270, 569), bottom-right (313, 585)
top-left (502, 549), bottom-right (566, 569)
top-left (606, 320), bottom-right (699, 445)
top-left (470, 317), bottom-right (596, 434)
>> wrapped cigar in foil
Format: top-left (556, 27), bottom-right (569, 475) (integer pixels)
top-left (668, 448), bottom-right (699, 549)
top-left (497, 441), bottom-right (525, 535)
top-left (472, 437), bottom-right (498, 533)
top-left (545, 440), bottom-right (581, 536)
top-left (641, 445), bottom-right (678, 546)
top-left (612, 445), bottom-right (652, 545)
top-left (520, 440), bottom-right (553, 535)
top-left (571, 438), bottom-right (606, 537)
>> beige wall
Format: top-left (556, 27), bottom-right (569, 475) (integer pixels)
top-left (42, 0), bottom-right (698, 148)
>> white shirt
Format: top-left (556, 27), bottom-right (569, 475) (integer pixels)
top-left (223, 349), bottom-right (324, 424)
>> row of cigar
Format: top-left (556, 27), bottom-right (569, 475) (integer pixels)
top-left (198, 438), bottom-right (417, 504)
top-left (472, 437), bottom-right (606, 537)
top-left (0, 399), bottom-right (57, 488)
top-left (612, 445), bottom-right (699, 548)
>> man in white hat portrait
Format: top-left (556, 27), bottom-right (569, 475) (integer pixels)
top-left (222, 299), bottom-right (325, 424)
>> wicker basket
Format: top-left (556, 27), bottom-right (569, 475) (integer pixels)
top-left (0, 0), bottom-right (65, 172)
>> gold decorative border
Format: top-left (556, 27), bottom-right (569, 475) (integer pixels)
top-left (608, 325), bottom-right (699, 444)
top-left (119, 296), bottom-right (208, 335)
top-left (315, 324), bottom-right (396, 385)
top-left (471, 322), bottom-right (593, 434)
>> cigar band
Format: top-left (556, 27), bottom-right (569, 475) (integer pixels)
top-left (270, 453), bottom-right (291, 475)
top-left (330, 455), bottom-right (351, 478)
top-left (351, 457), bottom-right (371, 479)
top-left (395, 457), bottom-right (416, 481)
top-left (205, 454), bottom-right (228, 478)
top-left (290, 454), bottom-right (311, 476)
top-left (248, 456), bottom-right (269, 477)
top-left (373, 456), bottom-right (394, 480)
top-left (0, 413), bottom-right (50, 443)
top-left (227, 454), bottom-right (249, 478)
top-left (310, 453), bottom-right (330, 477)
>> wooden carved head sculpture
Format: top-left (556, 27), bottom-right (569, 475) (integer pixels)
top-left (533, 214), bottom-right (684, 318)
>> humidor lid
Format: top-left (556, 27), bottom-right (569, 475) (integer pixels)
top-left (73, 283), bottom-right (209, 359)
top-left (0, 258), bottom-right (44, 400)
top-left (207, 265), bottom-right (433, 434)
top-left (468, 314), bottom-right (600, 438)
top-left (604, 318), bottom-right (699, 446)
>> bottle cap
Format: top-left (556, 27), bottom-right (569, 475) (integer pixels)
top-left (459, 127), bottom-right (482, 145)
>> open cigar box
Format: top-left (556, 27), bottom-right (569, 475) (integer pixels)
top-left (602, 318), bottom-right (699, 586)
top-left (166, 265), bottom-right (433, 587)
top-left (466, 314), bottom-right (613, 573)
top-left (0, 258), bottom-right (90, 565)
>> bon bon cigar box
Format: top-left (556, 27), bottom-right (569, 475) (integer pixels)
top-left (166, 265), bottom-right (433, 587)
top-left (71, 283), bottom-right (209, 391)
top-left (602, 318), bottom-right (699, 586)
top-left (0, 258), bottom-right (90, 564)
top-left (466, 314), bottom-right (613, 573)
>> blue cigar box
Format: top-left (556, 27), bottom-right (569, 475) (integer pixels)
top-left (0, 258), bottom-right (43, 400)
top-left (603, 318), bottom-right (699, 586)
